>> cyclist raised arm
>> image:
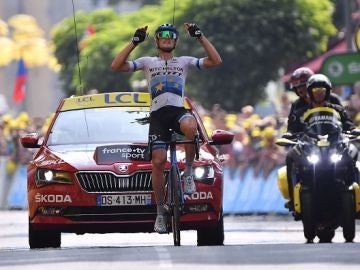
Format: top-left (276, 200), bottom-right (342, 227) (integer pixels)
top-left (111, 23), bottom-right (222, 234)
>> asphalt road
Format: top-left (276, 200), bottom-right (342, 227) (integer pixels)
top-left (0, 211), bottom-right (360, 270)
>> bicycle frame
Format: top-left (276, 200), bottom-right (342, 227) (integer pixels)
top-left (167, 133), bottom-right (185, 211)
top-left (149, 131), bottom-right (200, 246)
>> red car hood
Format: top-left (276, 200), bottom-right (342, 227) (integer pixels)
top-left (40, 144), bottom-right (214, 170)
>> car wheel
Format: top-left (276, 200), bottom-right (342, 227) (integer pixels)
top-left (197, 212), bottom-right (224, 246)
top-left (301, 191), bottom-right (316, 243)
top-left (29, 219), bottom-right (61, 249)
top-left (342, 191), bottom-right (355, 243)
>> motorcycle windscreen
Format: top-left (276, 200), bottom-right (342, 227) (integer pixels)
top-left (302, 107), bottom-right (342, 136)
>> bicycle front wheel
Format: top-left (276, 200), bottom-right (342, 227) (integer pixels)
top-left (170, 165), bottom-right (181, 246)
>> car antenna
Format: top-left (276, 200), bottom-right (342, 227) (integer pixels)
top-left (172, 0), bottom-right (176, 25)
top-left (71, 0), bottom-right (84, 96)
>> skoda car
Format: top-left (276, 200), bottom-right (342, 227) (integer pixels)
top-left (21, 92), bottom-right (233, 248)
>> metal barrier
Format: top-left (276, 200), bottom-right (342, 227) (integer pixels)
top-left (223, 166), bottom-right (288, 215)
top-left (0, 156), bottom-right (10, 209)
top-left (7, 165), bottom-right (28, 210)
top-left (0, 162), bottom-right (288, 213)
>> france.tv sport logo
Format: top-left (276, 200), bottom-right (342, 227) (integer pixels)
top-left (96, 145), bottom-right (149, 163)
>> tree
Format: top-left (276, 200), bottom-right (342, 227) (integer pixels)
top-left (51, 0), bottom-right (336, 111)
top-left (51, 9), bottom-right (122, 95)
top-left (171, 0), bottom-right (336, 110)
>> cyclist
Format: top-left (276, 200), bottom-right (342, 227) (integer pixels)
top-left (284, 73), bottom-right (358, 211)
top-left (111, 23), bottom-right (222, 233)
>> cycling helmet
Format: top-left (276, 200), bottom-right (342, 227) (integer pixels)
top-left (306, 74), bottom-right (332, 102)
top-left (289, 67), bottom-right (314, 94)
top-left (154, 23), bottom-right (179, 40)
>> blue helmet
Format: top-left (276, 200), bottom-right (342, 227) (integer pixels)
top-left (155, 23), bottom-right (179, 40)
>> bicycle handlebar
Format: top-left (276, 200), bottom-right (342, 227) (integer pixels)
top-left (148, 131), bottom-right (200, 160)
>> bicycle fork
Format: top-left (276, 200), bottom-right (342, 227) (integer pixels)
top-left (168, 143), bottom-right (185, 211)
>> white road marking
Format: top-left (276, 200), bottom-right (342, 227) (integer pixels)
top-left (154, 246), bottom-right (172, 268)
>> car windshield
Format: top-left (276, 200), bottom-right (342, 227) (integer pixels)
top-left (47, 108), bottom-right (150, 145)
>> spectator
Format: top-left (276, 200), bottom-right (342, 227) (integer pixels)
top-left (351, 0), bottom-right (360, 22)
top-left (226, 125), bottom-right (249, 179)
top-left (278, 92), bottom-right (292, 119)
top-left (0, 123), bottom-right (9, 156)
top-left (253, 126), bottom-right (286, 179)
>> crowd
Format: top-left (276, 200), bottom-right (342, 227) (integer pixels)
top-left (0, 112), bottom-right (52, 169)
top-left (196, 79), bottom-right (360, 182)
top-left (196, 101), bottom-right (288, 181)
top-left (0, 112), bottom-right (52, 209)
top-left (1, 78), bottom-right (360, 208)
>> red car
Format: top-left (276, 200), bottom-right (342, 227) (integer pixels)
top-left (21, 92), bottom-right (233, 248)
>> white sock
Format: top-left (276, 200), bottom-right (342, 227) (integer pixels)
top-left (184, 162), bottom-right (193, 176)
top-left (157, 201), bottom-right (165, 215)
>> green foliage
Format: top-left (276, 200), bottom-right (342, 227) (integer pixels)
top-left (51, 0), bottom-right (336, 110)
top-left (172, 0), bottom-right (336, 109)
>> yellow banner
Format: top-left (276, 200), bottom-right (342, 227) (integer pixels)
top-left (60, 92), bottom-right (190, 111)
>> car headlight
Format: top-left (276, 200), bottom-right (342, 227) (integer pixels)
top-left (330, 153), bottom-right (342, 163)
top-left (36, 169), bottom-right (73, 186)
top-left (194, 165), bottom-right (214, 184)
top-left (307, 154), bottom-right (319, 164)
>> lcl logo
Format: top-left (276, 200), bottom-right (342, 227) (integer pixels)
top-left (118, 164), bottom-right (129, 173)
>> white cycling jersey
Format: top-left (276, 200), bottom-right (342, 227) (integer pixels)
top-left (128, 56), bottom-right (204, 112)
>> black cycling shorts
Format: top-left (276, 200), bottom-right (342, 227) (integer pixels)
top-left (149, 106), bottom-right (194, 150)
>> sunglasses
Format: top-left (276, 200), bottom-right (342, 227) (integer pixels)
top-left (311, 87), bottom-right (327, 93)
top-left (157, 30), bottom-right (177, 39)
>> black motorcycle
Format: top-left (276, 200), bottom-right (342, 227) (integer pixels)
top-left (277, 107), bottom-right (360, 243)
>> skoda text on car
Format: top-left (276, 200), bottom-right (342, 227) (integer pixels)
top-left (21, 92), bottom-right (234, 248)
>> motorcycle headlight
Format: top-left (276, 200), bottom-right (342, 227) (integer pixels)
top-left (194, 165), bottom-right (214, 184)
top-left (36, 169), bottom-right (73, 186)
top-left (330, 153), bottom-right (342, 163)
top-left (307, 154), bottom-right (319, 164)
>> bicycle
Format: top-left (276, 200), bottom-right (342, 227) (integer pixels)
top-left (149, 130), bottom-right (200, 246)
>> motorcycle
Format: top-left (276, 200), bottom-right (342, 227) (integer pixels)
top-left (277, 107), bottom-right (360, 243)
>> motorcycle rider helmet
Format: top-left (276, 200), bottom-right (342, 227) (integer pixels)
top-left (154, 23), bottom-right (179, 41)
top-left (306, 74), bottom-right (332, 102)
top-left (289, 67), bottom-right (314, 96)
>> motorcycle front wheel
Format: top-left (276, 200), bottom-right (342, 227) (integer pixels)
top-left (301, 190), bottom-right (316, 243)
top-left (317, 229), bottom-right (335, 243)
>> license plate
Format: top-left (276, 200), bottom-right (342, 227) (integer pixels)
top-left (96, 194), bottom-right (152, 206)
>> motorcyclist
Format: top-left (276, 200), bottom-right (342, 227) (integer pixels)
top-left (286, 67), bottom-right (342, 134)
top-left (284, 73), bottom-right (358, 211)
top-left (306, 74), bottom-right (356, 130)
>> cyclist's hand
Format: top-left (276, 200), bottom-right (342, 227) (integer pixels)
top-left (132, 26), bottom-right (148, 45)
top-left (184, 23), bottom-right (202, 38)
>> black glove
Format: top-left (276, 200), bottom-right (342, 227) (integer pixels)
top-left (132, 28), bottom-right (147, 45)
top-left (187, 24), bottom-right (202, 38)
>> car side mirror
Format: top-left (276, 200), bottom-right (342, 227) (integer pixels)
top-left (20, 133), bottom-right (42, 148)
top-left (210, 129), bottom-right (234, 145)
